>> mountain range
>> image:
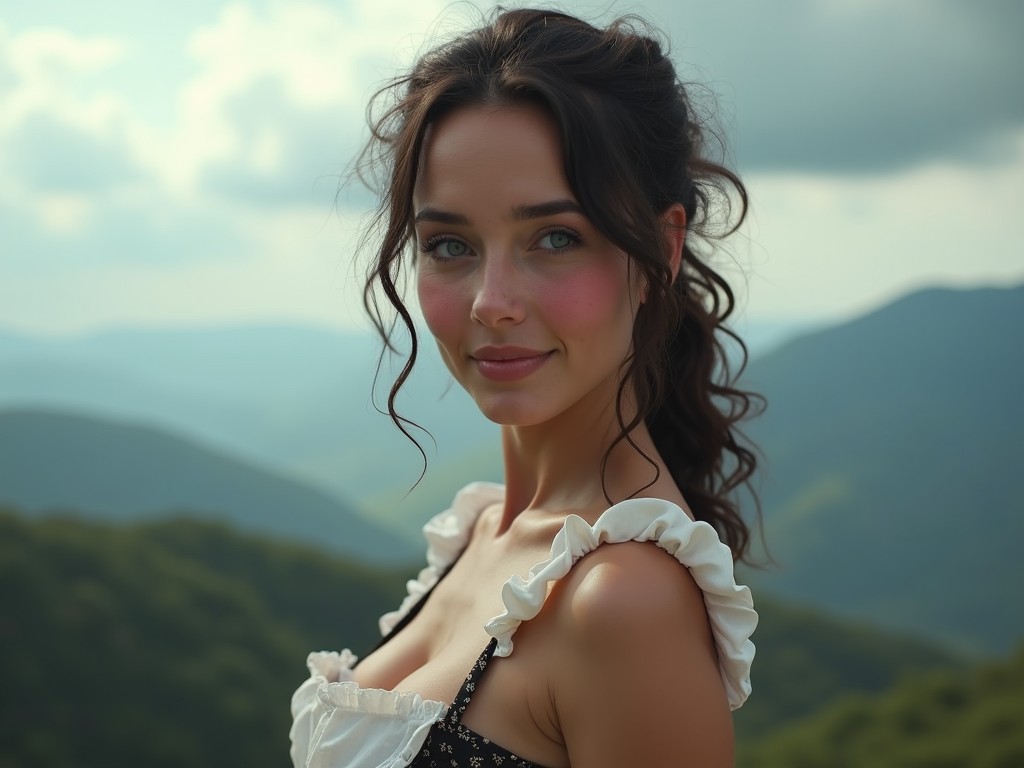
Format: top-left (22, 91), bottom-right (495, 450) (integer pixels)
top-left (1, 283), bottom-right (1021, 652)
top-left (0, 324), bottom-right (497, 505)
top-left (740, 284), bottom-right (1024, 654)
top-left (0, 409), bottom-right (415, 564)
top-left (0, 317), bottom-right (811, 508)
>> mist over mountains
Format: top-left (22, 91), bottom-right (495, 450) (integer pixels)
top-left (0, 408), bottom-right (414, 564)
top-left (1, 283), bottom-right (1021, 654)
top-left (740, 284), bottom-right (1024, 654)
top-left (0, 324), bottom-right (494, 504)
top-left (0, 317), bottom-right (811, 507)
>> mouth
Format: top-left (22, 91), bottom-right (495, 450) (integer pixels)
top-left (470, 347), bottom-right (554, 381)
top-left (471, 346), bottom-right (551, 362)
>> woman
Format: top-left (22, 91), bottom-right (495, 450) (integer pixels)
top-left (291, 8), bottom-right (760, 767)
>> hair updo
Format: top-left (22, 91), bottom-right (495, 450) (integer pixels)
top-left (358, 7), bottom-right (762, 563)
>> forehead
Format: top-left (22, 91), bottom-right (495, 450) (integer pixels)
top-left (414, 104), bottom-right (572, 209)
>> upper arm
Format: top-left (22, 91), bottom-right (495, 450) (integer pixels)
top-left (550, 541), bottom-right (733, 767)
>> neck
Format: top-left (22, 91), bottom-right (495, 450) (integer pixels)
top-left (497, 384), bottom-right (664, 531)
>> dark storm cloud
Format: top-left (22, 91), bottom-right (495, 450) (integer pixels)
top-left (637, 0), bottom-right (1024, 172)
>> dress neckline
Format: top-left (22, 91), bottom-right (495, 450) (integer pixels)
top-left (373, 481), bottom-right (756, 710)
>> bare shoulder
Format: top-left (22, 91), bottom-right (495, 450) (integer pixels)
top-left (547, 540), bottom-right (734, 767)
top-left (557, 540), bottom-right (710, 638)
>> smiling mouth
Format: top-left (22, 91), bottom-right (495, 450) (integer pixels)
top-left (471, 350), bottom-right (553, 381)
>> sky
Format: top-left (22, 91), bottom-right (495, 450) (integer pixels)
top-left (1, 0), bottom-right (1022, 337)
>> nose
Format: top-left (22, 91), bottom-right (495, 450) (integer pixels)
top-left (471, 255), bottom-right (525, 327)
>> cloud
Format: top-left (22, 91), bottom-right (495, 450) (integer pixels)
top-left (1, 0), bottom-right (1019, 338)
top-left (7, 112), bottom-right (142, 193)
top-left (630, 0), bottom-right (1024, 173)
top-left (7, 24), bottom-right (124, 83)
top-left (2, 189), bottom-right (256, 269)
top-left (169, 0), bottom-right (447, 200)
top-left (0, 24), bottom-right (131, 140)
top-left (735, 129), bottom-right (1024, 320)
top-left (198, 74), bottom-right (352, 208)
top-left (0, 205), bottom-right (370, 335)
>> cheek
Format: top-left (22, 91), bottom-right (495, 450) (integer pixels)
top-left (417, 274), bottom-right (463, 344)
top-left (538, 263), bottom-right (636, 340)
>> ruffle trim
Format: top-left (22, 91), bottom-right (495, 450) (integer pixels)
top-left (291, 652), bottom-right (446, 768)
top-left (306, 649), bottom-right (359, 682)
top-left (378, 481), bottom-right (504, 637)
top-left (315, 681), bottom-right (448, 721)
top-left (376, 483), bottom-right (756, 711)
top-left (481, 497), bottom-right (757, 710)
top-left (299, 650), bottom-right (448, 721)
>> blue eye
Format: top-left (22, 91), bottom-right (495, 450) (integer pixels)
top-left (538, 230), bottom-right (578, 250)
top-left (437, 240), bottom-right (469, 258)
top-left (420, 236), bottom-right (472, 260)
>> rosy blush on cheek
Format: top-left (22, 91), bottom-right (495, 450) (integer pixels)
top-left (537, 263), bottom-right (635, 342)
top-left (417, 278), bottom-right (460, 337)
top-left (415, 278), bottom-right (468, 383)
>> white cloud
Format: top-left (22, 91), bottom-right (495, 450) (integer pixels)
top-left (0, 25), bottom-right (133, 146)
top-left (7, 25), bottom-right (124, 84)
top-left (740, 130), bottom-right (1024, 321)
top-left (164, 0), bottom-right (448, 195)
top-left (1, 0), bottom-right (449, 205)
top-left (0, 0), bottom-right (447, 328)
top-left (0, 0), bottom-right (1020, 338)
top-left (33, 195), bottom-right (92, 235)
top-left (0, 23), bottom-right (154, 244)
top-left (0, 202), bottom-right (369, 334)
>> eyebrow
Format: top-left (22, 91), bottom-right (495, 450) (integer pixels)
top-left (413, 198), bottom-right (584, 226)
top-left (413, 208), bottom-right (469, 225)
top-left (512, 199), bottom-right (584, 221)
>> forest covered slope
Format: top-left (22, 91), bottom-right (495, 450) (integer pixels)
top-left (741, 284), bottom-right (1024, 653)
top-left (1, 509), bottom-right (980, 767)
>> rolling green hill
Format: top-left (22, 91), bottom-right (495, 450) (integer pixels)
top-left (0, 409), bottom-right (417, 564)
top-left (738, 646), bottom-right (1024, 768)
top-left (734, 594), bottom-right (962, 740)
top-left (0, 508), bottom-right (966, 767)
top-left (3, 283), bottom-right (1020, 656)
top-left (0, 508), bottom-right (407, 768)
top-left (741, 284), bottom-right (1024, 653)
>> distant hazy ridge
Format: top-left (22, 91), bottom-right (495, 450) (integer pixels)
top-left (741, 284), bottom-right (1024, 654)
top-left (1, 284), bottom-right (1021, 654)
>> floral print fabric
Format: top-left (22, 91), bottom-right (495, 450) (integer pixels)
top-left (410, 638), bottom-right (538, 768)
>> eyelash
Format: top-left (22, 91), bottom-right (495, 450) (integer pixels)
top-left (418, 235), bottom-right (471, 260)
top-left (417, 227), bottom-right (583, 261)
top-left (536, 227), bottom-right (582, 252)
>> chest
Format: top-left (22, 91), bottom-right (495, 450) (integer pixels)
top-left (352, 541), bottom-right (540, 697)
top-left (349, 536), bottom-right (568, 766)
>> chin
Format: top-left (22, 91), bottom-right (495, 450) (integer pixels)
top-left (472, 394), bottom-right (554, 428)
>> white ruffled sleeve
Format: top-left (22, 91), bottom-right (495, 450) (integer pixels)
top-left (378, 482), bottom-right (504, 637)
top-left (482, 497), bottom-right (757, 710)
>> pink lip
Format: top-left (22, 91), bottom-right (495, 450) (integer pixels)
top-left (470, 346), bottom-right (553, 382)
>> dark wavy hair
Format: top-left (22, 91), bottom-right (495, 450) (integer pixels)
top-left (357, 7), bottom-right (763, 562)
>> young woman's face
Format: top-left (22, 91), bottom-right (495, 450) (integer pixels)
top-left (413, 104), bottom-right (642, 427)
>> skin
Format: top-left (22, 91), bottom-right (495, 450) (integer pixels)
top-left (353, 104), bottom-right (732, 767)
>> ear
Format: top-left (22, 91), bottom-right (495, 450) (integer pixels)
top-left (660, 203), bottom-right (687, 283)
